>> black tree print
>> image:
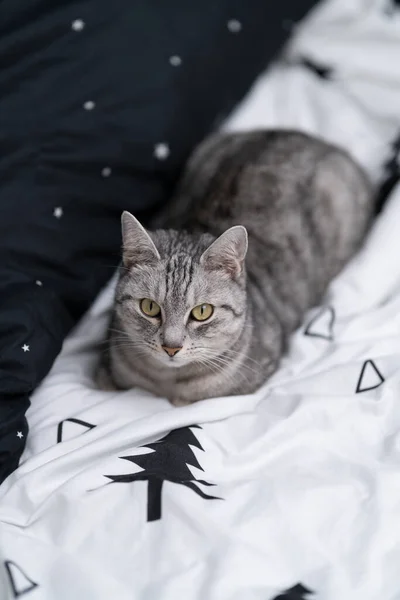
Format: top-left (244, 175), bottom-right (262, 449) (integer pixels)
top-left (105, 426), bottom-right (220, 521)
top-left (273, 583), bottom-right (314, 599)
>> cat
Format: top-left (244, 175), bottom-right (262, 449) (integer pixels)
top-left (96, 129), bottom-right (374, 405)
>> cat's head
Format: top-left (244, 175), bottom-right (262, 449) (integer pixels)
top-left (114, 211), bottom-right (248, 368)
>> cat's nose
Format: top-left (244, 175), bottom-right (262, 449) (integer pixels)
top-left (162, 346), bottom-right (182, 357)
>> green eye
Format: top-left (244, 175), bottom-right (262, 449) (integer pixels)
top-left (140, 298), bottom-right (161, 318)
top-left (191, 303), bottom-right (214, 321)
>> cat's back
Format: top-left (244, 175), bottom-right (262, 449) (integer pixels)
top-left (167, 129), bottom-right (372, 240)
top-left (173, 130), bottom-right (321, 212)
top-left (165, 129), bottom-right (373, 325)
top-left (184, 129), bottom-right (331, 186)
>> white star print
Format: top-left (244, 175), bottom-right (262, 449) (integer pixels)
top-left (22, 344), bottom-right (30, 353)
top-left (83, 100), bottom-right (96, 111)
top-left (154, 143), bottom-right (170, 160)
top-left (227, 19), bottom-right (242, 33)
top-left (72, 19), bottom-right (85, 31)
top-left (16, 431), bottom-right (24, 439)
top-left (53, 207), bottom-right (63, 219)
top-left (36, 280), bottom-right (43, 286)
top-left (169, 55), bottom-right (182, 67)
top-left (101, 167), bottom-right (112, 177)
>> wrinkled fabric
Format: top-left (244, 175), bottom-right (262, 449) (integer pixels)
top-left (1, 0), bottom-right (400, 598)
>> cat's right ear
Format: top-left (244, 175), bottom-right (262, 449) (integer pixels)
top-left (121, 211), bottom-right (160, 268)
top-left (200, 226), bottom-right (248, 279)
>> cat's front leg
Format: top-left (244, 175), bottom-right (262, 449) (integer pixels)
top-left (169, 397), bottom-right (194, 408)
top-left (95, 364), bottom-right (119, 391)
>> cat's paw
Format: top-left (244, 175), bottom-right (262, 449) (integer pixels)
top-left (169, 397), bottom-right (191, 407)
top-left (95, 365), bottom-right (118, 391)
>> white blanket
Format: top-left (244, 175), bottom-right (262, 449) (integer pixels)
top-left (1, 1), bottom-right (400, 598)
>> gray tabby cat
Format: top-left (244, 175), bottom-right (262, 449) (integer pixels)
top-left (97, 130), bottom-right (374, 405)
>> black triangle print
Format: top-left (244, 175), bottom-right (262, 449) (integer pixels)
top-left (57, 418), bottom-right (96, 443)
top-left (304, 306), bottom-right (335, 341)
top-left (376, 131), bottom-right (400, 213)
top-left (273, 583), bottom-right (314, 599)
top-left (299, 56), bottom-right (333, 80)
top-left (355, 360), bottom-right (385, 393)
top-left (4, 561), bottom-right (38, 597)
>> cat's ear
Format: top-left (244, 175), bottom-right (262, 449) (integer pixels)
top-left (200, 226), bottom-right (248, 278)
top-left (121, 211), bottom-right (160, 268)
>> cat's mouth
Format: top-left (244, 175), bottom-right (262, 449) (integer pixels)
top-left (153, 349), bottom-right (188, 368)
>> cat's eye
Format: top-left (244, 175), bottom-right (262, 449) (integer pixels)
top-left (140, 298), bottom-right (161, 318)
top-left (191, 303), bottom-right (214, 321)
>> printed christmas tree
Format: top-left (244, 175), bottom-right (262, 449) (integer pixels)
top-left (273, 583), bottom-right (314, 599)
top-left (105, 426), bottom-right (220, 521)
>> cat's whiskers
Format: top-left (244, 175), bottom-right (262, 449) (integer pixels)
top-left (195, 345), bottom-right (261, 368)
top-left (194, 356), bottom-right (230, 378)
top-left (98, 262), bottom-right (130, 273)
top-left (109, 336), bottom-right (150, 346)
top-left (109, 327), bottom-right (159, 353)
top-left (193, 348), bottom-right (256, 382)
top-left (101, 344), bottom-right (150, 358)
top-left (194, 354), bottom-right (252, 391)
top-left (109, 327), bottom-right (131, 337)
top-left (212, 357), bottom-right (258, 380)
top-left (105, 337), bottom-right (156, 354)
top-left (220, 347), bottom-right (262, 367)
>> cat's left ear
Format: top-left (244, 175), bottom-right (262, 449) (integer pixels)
top-left (200, 226), bottom-right (248, 278)
top-left (121, 211), bottom-right (160, 268)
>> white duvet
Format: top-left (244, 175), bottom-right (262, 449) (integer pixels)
top-left (1, 1), bottom-right (400, 598)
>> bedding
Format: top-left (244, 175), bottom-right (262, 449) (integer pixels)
top-left (0, 0), bottom-right (317, 484)
top-left (1, 0), bottom-right (400, 598)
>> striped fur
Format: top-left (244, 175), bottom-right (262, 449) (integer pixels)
top-left (97, 130), bottom-right (375, 405)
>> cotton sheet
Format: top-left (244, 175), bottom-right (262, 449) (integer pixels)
top-left (1, 1), bottom-right (400, 598)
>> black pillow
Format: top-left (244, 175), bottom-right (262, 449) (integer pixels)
top-left (0, 0), bottom-right (319, 483)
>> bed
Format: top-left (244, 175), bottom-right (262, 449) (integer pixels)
top-left (1, 0), bottom-right (400, 598)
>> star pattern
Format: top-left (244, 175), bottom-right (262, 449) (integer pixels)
top-left (227, 19), bottom-right (242, 33)
top-left (83, 100), bottom-right (95, 111)
top-left (71, 19), bottom-right (85, 31)
top-left (169, 55), bottom-right (182, 67)
top-left (101, 167), bottom-right (112, 177)
top-left (154, 143), bottom-right (170, 160)
top-left (53, 207), bottom-right (63, 219)
top-left (1, 5), bottom-right (399, 599)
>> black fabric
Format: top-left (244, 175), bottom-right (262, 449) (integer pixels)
top-left (0, 0), bottom-right (318, 483)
